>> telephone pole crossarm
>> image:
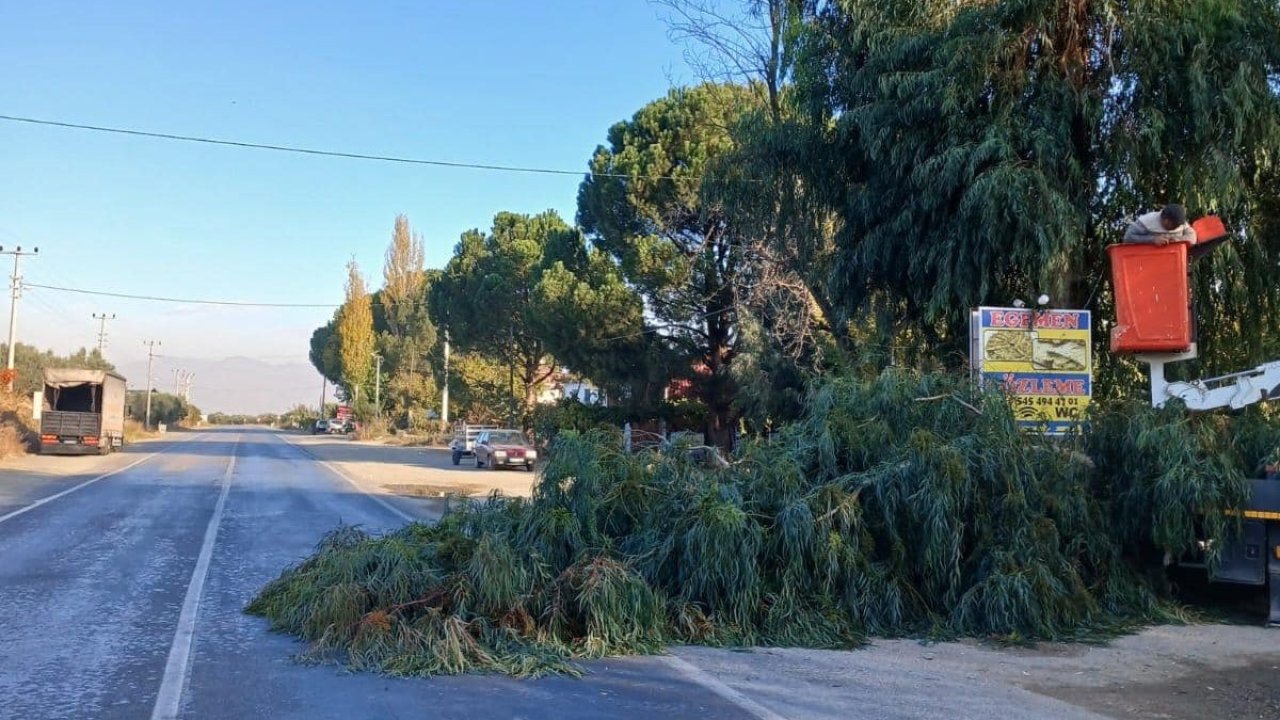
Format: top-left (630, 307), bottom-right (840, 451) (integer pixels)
top-left (92, 312), bottom-right (116, 354)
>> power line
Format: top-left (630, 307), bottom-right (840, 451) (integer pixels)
top-left (24, 279), bottom-right (734, 342)
top-left (24, 281), bottom-right (445, 310)
top-left (0, 113), bottom-right (710, 182)
top-left (25, 282), bottom-right (338, 308)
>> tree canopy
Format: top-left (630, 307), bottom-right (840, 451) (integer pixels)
top-left (578, 83), bottom-right (759, 448)
top-left (302, 0), bottom-right (1280, 434)
top-left (777, 0), bottom-right (1280, 383)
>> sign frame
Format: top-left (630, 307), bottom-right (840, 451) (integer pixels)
top-left (971, 306), bottom-right (1093, 435)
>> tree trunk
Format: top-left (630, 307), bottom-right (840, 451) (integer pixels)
top-left (704, 400), bottom-right (735, 452)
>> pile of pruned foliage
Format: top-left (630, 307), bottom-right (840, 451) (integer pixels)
top-left (248, 371), bottom-right (1279, 676)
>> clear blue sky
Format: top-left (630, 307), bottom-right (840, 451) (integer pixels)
top-left (0, 0), bottom-right (694, 404)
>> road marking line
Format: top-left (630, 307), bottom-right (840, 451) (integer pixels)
top-left (0, 442), bottom-right (181, 525)
top-left (660, 654), bottom-right (789, 720)
top-left (278, 433), bottom-right (417, 523)
top-left (150, 435), bottom-right (239, 720)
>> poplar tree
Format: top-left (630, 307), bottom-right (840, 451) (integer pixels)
top-left (336, 259), bottom-right (375, 401)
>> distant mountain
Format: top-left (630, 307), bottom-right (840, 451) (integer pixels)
top-left (115, 356), bottom-right (323, 415)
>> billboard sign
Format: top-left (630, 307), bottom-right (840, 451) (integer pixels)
top-left (971, 307), bottom-right (1092, 435)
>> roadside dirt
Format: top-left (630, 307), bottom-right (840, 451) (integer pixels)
top-left (288, 434), bottom-right (536, 510)
top-left (1032, 656), bottom-right (1280, 720)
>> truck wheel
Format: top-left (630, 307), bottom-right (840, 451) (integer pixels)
top-left (452, 451), bottom-right (462, 466)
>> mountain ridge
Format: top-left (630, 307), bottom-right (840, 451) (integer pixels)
top-left (114, 356), bottom-right (323, 415)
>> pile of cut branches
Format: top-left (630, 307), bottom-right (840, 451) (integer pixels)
top-left (248, 371), bottom-right (1279, 676)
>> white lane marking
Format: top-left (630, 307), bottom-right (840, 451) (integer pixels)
top-left (660, 654), bottom-right (790, 720)
top-left (278, 433), bottom-right (417, 523)
top-left (0, 448), bottom-right (165, 520)
top-left (150, 435), bottom-right (239, 720)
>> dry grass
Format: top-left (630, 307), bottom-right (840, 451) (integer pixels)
top-left (354, 417), bottom-right (391, 442)
top-left (0, 389), bottom-right (35, 460)
top-left (124, 419), bottom-right (159, 443)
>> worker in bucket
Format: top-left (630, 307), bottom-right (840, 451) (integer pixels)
top-left (1123, 203), bottom-right (1196, 246)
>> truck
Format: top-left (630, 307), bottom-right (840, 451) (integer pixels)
top-left (1108, 216), bottom-right (1280, 624)
top-left (37, 368), bottom-right (128, 455)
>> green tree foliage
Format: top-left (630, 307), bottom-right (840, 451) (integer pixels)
top-left (248, 371), bottom-right (1280, 677)
top-left (528, 230), bottom-right (673, 409)
top-left (336, 259), bottom-right (376, 400)
top-left (773, 0), bottom-right (1280, 385)
top-left (578, 84), bottom-right (759, 448)
top-left (0, 343), bottom-right (115, 397)
top-left (376, 216), bottom-right (438, 421)
top-left (430, 211), bottom-right (573, 422)
top-left (309, 319), bottom-right (341, 386)
top-left (442, 352), bottom-right (513, 424)
top-left (126, 390), bottom-right (199, 427)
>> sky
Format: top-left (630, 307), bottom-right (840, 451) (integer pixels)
top-left (0, 0), bottom-right (695, 407)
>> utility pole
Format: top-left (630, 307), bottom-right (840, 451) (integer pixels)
top-left (1, 245), bottom-right (37, 391)
top-left (508, 327), bottom-right (516, 428)
top-left (172, 368), bottom-right (182, 395)
top-left (143, 340), bottom-right (161, 429)
top-left (372, 352), bottom-right (383, 415)
top-left (441, 332), bottom-right (450, 425)
top-left (92, 312), bottom-right (116, 354)
top-left (319, 376), bottom-right (327, 421)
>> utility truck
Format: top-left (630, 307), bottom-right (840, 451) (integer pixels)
top-left (38, 368), bottom-right (128, 455)
top-left (1108, 216), bottom-right (1280, 624)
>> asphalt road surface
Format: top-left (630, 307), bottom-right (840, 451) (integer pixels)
top-left (0, 431), bottom-right (755, 720)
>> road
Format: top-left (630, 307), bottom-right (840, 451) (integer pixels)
top-left (0, 431), bottom-right (753, 719)
top-left (1, 429), bottom-right (1276, 720)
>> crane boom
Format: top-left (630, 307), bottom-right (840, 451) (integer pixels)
top-left (1142, 347), bottom-right (1280, 411)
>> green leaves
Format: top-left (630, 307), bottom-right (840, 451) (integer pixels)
top-left (248, 371), bottom-right (1276, 675)
top-left (578, 84), bottom-right (760, 447)
top-left (769, 0), bottom-right (1280, 371)
top-left (429, 210), bottom-right (655, 424)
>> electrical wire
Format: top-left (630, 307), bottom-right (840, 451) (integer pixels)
top-left (0, 113), bottom-right (710, 182)
top-left (25, 282), bottom-right (339, 308)
top-left (24, 279), bottom-right (736, 344)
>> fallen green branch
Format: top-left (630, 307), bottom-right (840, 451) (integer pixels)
top-left (247, 370), bottom-right (1279, 677)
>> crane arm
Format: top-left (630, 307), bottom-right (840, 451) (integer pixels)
top-left (1144, 349), bottom-right (1280, 410)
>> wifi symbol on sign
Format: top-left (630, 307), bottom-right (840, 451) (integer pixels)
top-left (1015, 405), bottom-right (1042, 422)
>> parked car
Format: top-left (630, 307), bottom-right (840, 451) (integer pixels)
top-left (328, 418), bottom-right (353, 434)
top-left (473, 429), bottom-right (537, 471)
top-left (450, 423), bottom-right (500, 465)
top-left (313, 419), bottom-right (330, 435)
